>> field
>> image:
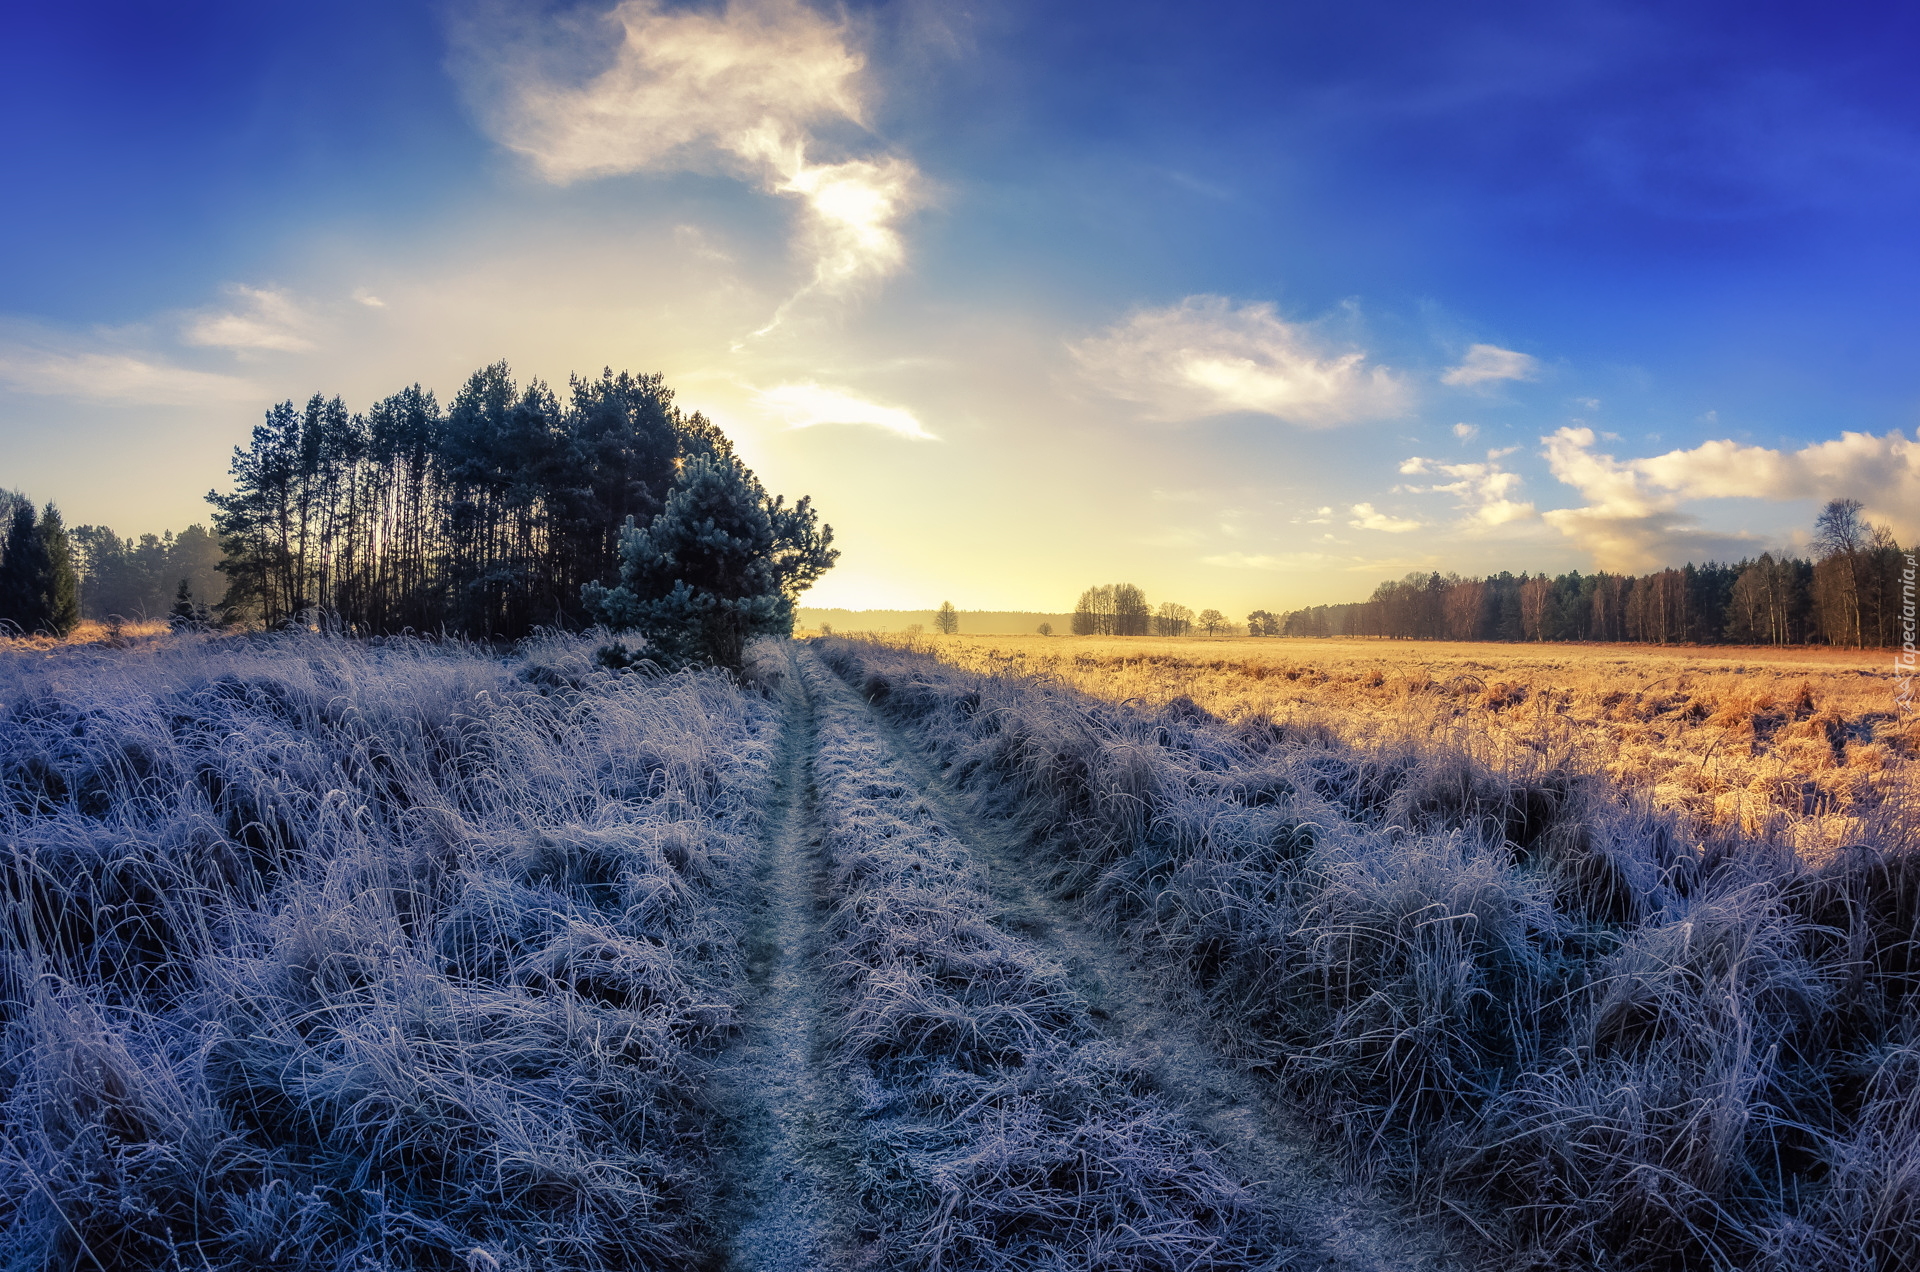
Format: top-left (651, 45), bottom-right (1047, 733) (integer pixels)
top-left (2, 629), bottom-right (1916, 1270)
top-left (907, 634), bottom-right (1919, 862)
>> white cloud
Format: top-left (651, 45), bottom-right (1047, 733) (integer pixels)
top-left (1399, 453), bottom-right (1536, 527)
top-left (0, 344), bottom-right (257, 406)
top-left (469, 0), bottom-right (920, 297)
top-left (753, 381), bottom-right (933, 439)
top-left (182, 285), bottom-right (316, 353)
top-left (1442, 343), bottom-right (1538, 387)
top-left (352, 288), bottom-right (387, 308)
top-left (1538, 426), bottom-right (1920, 569)
top-left (1452, 421), bottom-right (1479, 440)
top-left (1070, 296), bottom-right (1409, 427)
top-left (1539, 427), bottom-right (1762, 570)
top-left (1348, 502), bottom-right (1422, 532)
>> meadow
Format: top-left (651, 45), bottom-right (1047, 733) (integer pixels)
top-left (824, 634), bottom-right (1920, 1270)
top-left (2, 627), bottom-right (1914, 1270)
top-left (899, 634), bottom-right (1919, 863)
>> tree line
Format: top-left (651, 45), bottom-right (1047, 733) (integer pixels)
top-left (1071, 583), bottom-right (1280, 637)
top-left (1280, 499), bottom-right (1913, 647)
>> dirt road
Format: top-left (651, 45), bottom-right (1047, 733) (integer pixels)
top-left (711, 644), bottom-right (1473, 1270)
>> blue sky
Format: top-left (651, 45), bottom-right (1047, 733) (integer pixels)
top-left (3, 0), bottom-right (1918, 612)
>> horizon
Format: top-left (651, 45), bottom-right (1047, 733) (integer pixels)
top-left (4, 1), bottom-right (1918, 614)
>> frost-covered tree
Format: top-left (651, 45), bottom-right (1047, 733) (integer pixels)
top-left (585, 454), bottom-right (836, 670)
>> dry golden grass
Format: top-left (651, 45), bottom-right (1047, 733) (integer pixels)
top-left (891, 633), bottom-right (1919, 859)
top-left (0, 618), bottom-right (172, 652)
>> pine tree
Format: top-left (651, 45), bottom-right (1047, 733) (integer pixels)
top-left (0, 502), bottom-right (80, 638)
top-left (0, 503), bottom-right (37, 635)
top-left (40, 505), bottom-right (79, 637)
top-left (169, 579), bottom-right (198, 630)
top-left (584, 455), bottom-right (837, 670)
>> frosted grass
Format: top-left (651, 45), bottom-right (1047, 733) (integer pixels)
top-left (794, 649), bottom-right (1268, 1271)
top-left (819, 636), bottom-right (1920, 1272)
top-left (0, 631), bottom-right (772, 1270)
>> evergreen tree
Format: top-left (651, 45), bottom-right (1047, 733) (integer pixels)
top-left (0, 503), bottom-right (38, 635)
top-left (934, 600), bottom-right (959, 634)
top-left (584, 455), bottom-right (837, 670)
top-left (40, 505), bottom-right (79, 636)
top-left (0, 502), bottom-right (80, 637)
top-left (168, 579), bottom-right (198, 630)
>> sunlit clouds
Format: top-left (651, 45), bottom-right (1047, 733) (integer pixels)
top-left (182, 285), bottom-right (317, 354)
top-left (468, 0), bottom-right (922, 301)
top-left (1398, 455), bottom-right (1535, 527)
top-left (1348, 502), bottom-right (1422, 533)
top-left (1539, 425), bottom-right (1920, 569)
top-left (1540, 427), bottom-right (1756, 571)
top-left (1632, 431), bottom-right (1920, 523)
top-left (1441, 343), bottom-right (1538, 387)
top-left (1070, 296), bottom-right (1410, 426)
top-left (752, 381), bottom-right (933, 439)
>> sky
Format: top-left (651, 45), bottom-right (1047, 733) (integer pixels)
top-left (3, 0), bottom-right (1919, 614)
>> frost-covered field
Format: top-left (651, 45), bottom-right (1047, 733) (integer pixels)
top-left (0, 633), bottom-right (772, 1269)
top-left (5, 630), bottom-right (1914, 1271)
top-left (820, 636), bottom-right (1920, 1271)
top-left (793, 648), bottom-right (1267, 1270)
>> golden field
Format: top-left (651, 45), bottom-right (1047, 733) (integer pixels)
top-left (885, 633), bottom-right (1918, 859)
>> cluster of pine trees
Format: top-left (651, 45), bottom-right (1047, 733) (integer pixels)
top-left (1281, 499), bottom-right (1912, 647)
top-left (207, 363), bottom-right (827, 645)
top-left (0, 491), bottom-right (80, 638)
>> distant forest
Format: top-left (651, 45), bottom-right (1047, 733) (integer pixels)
top-left (1281, 500), bottom-right (1912, 647)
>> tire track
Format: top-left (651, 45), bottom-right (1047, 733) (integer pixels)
top-left (822, 648), bottom-right (1477, 1272)
top-left (791, 644), bottom-right (1276, 1271)
top-left (709, 645), bottom-right (859, 1272)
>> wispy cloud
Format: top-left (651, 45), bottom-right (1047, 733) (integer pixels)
top-left (1070, 296), bottom-right (1409, 427)
top-left (1441, 342), bottom-right (1538, 386)
top-left (1452, 421), bottom-right (1479, 440)
top-left (0, 341), bottom-right (257, 406)
top-left (753, 381), bottom-right (933, 439)
top-left (1348, 502), bottom-right (1423, 532)
top-left (1202, 551), bottom-right (1335, 569)
top-left (467, 0), bottom-right (921, 300)
top-left (182, 285), bottom-right (317, 353)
